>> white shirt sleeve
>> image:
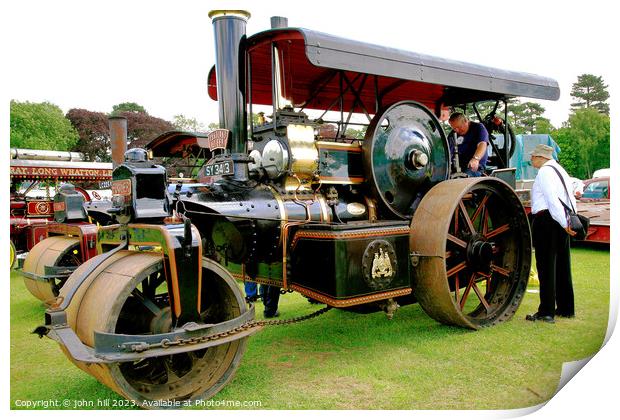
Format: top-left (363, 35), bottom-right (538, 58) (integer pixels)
top-left (537, 166), bottom-right (569, 228)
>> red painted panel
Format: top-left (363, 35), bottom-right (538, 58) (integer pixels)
top-left (27, 201), bottom-right (54, 217)
top-left (27, 226), bottom-right (48, 250)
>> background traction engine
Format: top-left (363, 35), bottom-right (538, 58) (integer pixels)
top-left (22, 184), bottom-right (98, 303)
top-left (39, 149), bottom-right (257, 405)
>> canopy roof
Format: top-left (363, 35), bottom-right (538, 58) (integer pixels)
top-left (208, 28), bottom-right (559, 113)
top-left (147, 131), bottom-right (209, 158)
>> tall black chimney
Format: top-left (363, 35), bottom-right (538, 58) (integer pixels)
top-left (208, 10), bottom-right (251, 180)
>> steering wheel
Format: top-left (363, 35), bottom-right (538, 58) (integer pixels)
top-left (483, 112), bottom-right (516, 167)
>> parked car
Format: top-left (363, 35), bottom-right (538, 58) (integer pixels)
top-left (580, 176), bottom-right (610, 201)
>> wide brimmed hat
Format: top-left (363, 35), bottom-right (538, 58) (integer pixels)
top-left (530, 144), bottom-right (554, 160)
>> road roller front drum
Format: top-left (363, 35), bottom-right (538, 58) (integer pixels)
top-left (410, 177), bottom-right (531, 329)
top-left (57, 251), bottom-right (248, 405)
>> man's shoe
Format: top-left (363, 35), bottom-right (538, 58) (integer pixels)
top-left (555, 312), bottom-right (575, 319)
top-left (264, 310), bottom-right (280, 319)
top-left (525, 312), bottom-right (555, 323)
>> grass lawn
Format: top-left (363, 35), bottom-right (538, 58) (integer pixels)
top-left (10, 246), bottom-right (609, 410)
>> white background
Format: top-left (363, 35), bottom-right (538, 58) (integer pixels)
top-left (2, 0), bottom-right (617, 418)
top-left (1, 0), bottom-right (616, 128)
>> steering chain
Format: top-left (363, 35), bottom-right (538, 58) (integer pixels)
top-left (130, 305), bottom-right (332, 353)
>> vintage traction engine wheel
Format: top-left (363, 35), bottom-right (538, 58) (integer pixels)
top-left (410, 177), bottom-right (531, 329)
top-left (58, 251), bottom-right (248, 404)
top-left (23, 236), bottom-right (80, 303)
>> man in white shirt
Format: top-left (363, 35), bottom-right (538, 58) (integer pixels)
top-left (526, 144), bottom-right (576, 323)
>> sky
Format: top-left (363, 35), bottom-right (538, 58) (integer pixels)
top-left (1, 0), bottom-right (616, 129)
top-left (1, 1), bottom-right (618, 418)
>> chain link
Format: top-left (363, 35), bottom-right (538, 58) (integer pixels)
top-left (136, 306), bottom-right (332, 352)
top-left (249, 305), bottom-right (332, 327)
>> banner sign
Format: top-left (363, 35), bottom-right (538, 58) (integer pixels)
top-left (10, 165), bottom-right (112, 180)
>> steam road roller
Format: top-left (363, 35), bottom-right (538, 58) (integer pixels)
top-left (39, 149), bottom-right (258, 404)
top-left (36, 10), bottom-right (559, 406)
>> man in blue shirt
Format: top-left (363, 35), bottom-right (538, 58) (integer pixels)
top-left (448, 112), bottom-right (489, 177)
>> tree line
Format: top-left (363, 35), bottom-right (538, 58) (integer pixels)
top-left (9, 101), bottom-right (204, 163)
top-left (9, 74), bottom-right (610, 180)
top-left (511, 73), bottom-right (609, 180)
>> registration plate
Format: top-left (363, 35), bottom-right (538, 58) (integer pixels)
top-left (203, 159), bottom-right (234, 177)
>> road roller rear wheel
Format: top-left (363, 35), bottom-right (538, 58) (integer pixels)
top-left (59, 251), bottom-right (248, 405)
top-left (410, 178), bottom-right (531, 329)
top-left (22, 236), bottom-right (80, 303)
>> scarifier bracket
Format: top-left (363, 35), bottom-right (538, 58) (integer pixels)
top-left (42, 305), bottom-right (258, 363)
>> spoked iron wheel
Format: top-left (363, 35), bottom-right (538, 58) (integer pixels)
top-left (410, 178), bottom-right (531, 329)
top-left (60, 251), bottom-right (248, 405)
top-left (22, 236), bottom-right (81, 303)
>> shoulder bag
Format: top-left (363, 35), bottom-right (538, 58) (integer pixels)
top-left (548, 166), bottom-right (590, 240)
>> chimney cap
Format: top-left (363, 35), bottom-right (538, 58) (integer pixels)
top-left (208, 10), bottom-right (251, 20)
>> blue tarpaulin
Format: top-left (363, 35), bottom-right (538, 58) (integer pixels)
top-left (492, 134), bottom-right (560, 180)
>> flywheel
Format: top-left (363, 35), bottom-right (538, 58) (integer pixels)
top-left (363, 100), bottom-right (450, 219)
top-left (58, 251), bottom-right (248, 405)
top-left (22, 236), bottom-right (80, 304)
top-left (410, 177), bottom-right (531, 329)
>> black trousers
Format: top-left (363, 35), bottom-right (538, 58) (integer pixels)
top-left (261, 285), bottom-right (281, 317)
top-left (532, 211), bottom-right (574, 317)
